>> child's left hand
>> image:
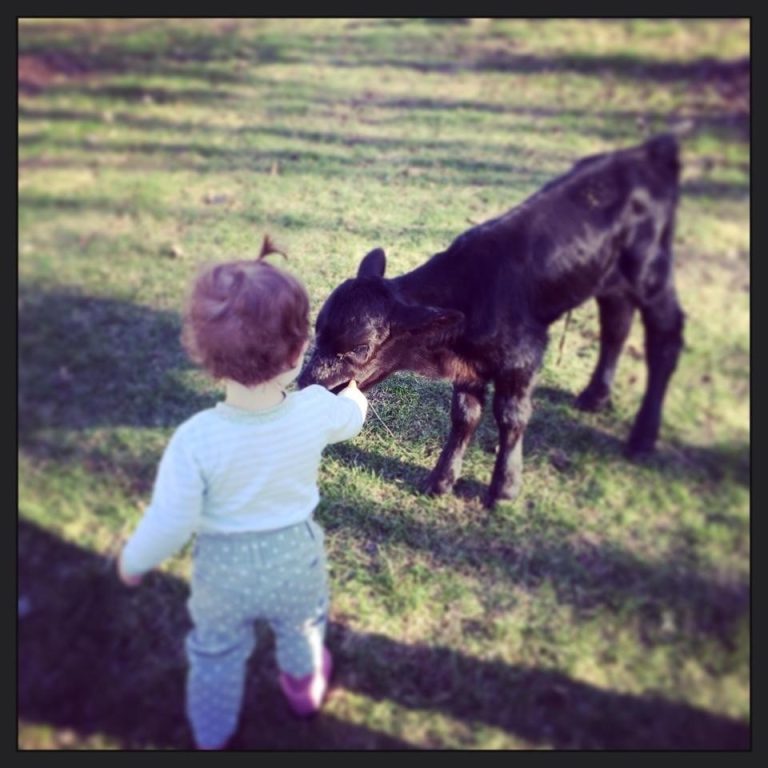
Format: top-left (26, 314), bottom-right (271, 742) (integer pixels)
top-left (117, 553), bottom-right (144, 587)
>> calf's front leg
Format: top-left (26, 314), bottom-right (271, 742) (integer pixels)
top-left (486, 373), bottom-right (535, 508)
top-left (424, 381), bottom-right (487, 496)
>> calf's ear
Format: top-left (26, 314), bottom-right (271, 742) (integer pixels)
top-left (357, 247), bottom-right (387, 278)
top-left (393, 304), bottom-right (464, 336)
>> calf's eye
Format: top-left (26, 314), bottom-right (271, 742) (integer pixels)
top-left (353, 344), bottom-right (370, 356)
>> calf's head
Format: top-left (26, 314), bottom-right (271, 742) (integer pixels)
top-left (298, 247), bottom-right (463, 392)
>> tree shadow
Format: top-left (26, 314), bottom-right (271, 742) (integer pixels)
top-left (19, 21), bottom-right (749, 149)
top-left (18, 520), bottom-right (749, 749)
top-left (530, 386), bottom-right (750, 489)
top-left (324, 377), bottom-right (749, 647)
top-left (52, 83), bottom-right (238, 104)
top-left (330, 624), bottom-right (749, 750)
top-left (17, 283), bottom-right (746, 659)
top-left (331, 376), bottom-right (748, 502)
top-left (17, 519), bottom-right (415, 750)
top-left (18, 20), bottom-right (280, 94)
top-left (312, 33), bottom-right (749, 87)
top-left (476, 52), bottom-right (749, 83)
top-left (17, 129), bottom-right (552, 191)
top-left (18, 286), bottom-right (215, 437)
top-left (318, 462), bottom-right (748, 653)
top-left (19, 19), bottom-right (749, 84)
top-left (681, 178), bottom-right (750, 201)
top-left (16, 193), bottom-right (463, 261)
top-left (18, 106), bottom-right (748, 209)
top-left (23, 70), bottom-right (750, 151)
top-left (18, 286), bottom-right (218, 495)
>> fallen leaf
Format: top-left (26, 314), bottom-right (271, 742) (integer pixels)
top-left (166, 243), bottom-right (185, 259)
top-left (203, 192), bottom-right (231, 205)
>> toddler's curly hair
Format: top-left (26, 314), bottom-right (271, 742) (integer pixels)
top-left (182, 239), bottom-right (310, 386)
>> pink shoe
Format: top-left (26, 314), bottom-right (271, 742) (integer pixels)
top-left (278, 647), bottom-right (333, 716)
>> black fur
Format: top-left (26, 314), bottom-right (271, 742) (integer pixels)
top-left (299, 135), bottom-right (685, 508)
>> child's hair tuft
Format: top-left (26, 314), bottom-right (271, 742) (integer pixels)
top-left (258, 233), bottom-right (287, 261)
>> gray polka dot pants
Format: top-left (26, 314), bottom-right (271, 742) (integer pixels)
top-left (185, 518), bottom-right (329, 748)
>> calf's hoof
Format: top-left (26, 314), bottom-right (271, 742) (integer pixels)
top-left (422, 471), bottom-right (454, 497)
top-left (623, 437), bottom-right (655, 460)
top-left (574, 387), bottom-right (612, 413)
top-left (483, 483), bottom-right (522, 509)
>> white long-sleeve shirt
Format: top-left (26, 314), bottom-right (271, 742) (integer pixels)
top-left (120, 384), bottom-right (368, 578)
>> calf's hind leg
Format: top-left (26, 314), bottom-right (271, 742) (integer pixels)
top-left (424, 381), bottom-right (487, 496)
top-left (626, 286), bottom-right (684, 456)
top-left (486, 371), bottom-right (535, 508)
top-left (576, 292), bottom-right (636, 412)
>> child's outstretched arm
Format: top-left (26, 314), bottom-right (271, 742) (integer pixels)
top-left (326, 379), bottom-right (368, 443)
top-left (339, 379), bottom-right (368, 414)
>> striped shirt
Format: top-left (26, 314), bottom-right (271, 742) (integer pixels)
top-left (120, 384), bottom-right (368, 578)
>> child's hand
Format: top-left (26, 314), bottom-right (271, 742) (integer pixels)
top-left (339, 379), bottom-right (362, 396)
top-left (117, 553), bottom-right (143, 587)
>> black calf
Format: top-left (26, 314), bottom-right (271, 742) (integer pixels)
top-left (299, 134), bottom-right (685, 508)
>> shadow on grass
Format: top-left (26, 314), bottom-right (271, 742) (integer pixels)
top-left (18, 21), bottom-right (278, 94)
top-left (18, 110), bottom-right (748, 202)
top-left (305, 31), bottom-right (749, 89)
top-left (681, 178), bottom-right (751, 201)
top-left (19, 20), bottom-right (749, 159)
top-left (52, 83), bottom-right (238, 104)
top-left (19, 18), bottom-right (749, 84)
top-left (19, 93), bottom-right (750, 151)
top-left (319, 472), bottom-right (748, 654)
top-left (323, 384), bottom-right (748, 644)
top-left (17, 282), bottom-right (747, 648)
top-left (17, 130), bottom-right (553, 192)
top-left (18, 287), bottom-right (215, 439)
top-left (308, 27), bottom-right (749, 81)
top-left (16, 201), bottom-right (462, 285)
top-left (17, 519), bottom-right (415, 750)
top-left (530, 386), bottom-right (750, 489)
top-left (333, 379), bottom-right (749, 497)
top-left (18, 520), bottom-right (748, 749)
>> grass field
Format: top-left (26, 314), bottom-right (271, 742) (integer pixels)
top-left (18, 18), bottom-right (750, 750)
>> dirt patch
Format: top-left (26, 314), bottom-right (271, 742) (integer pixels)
top-left (18, 52), bottom-right (92, 95)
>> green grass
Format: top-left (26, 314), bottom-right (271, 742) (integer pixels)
top-left (18, 18), bottom-right (749, 749)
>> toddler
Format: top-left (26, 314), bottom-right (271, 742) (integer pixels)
top-left (118, 248), bottom-right (368, 749)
